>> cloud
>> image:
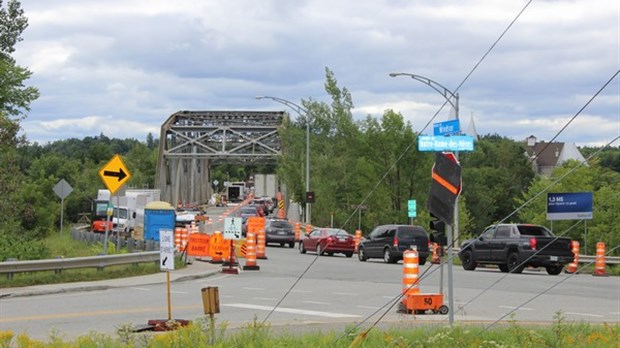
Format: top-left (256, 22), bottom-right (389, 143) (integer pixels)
top-left (12, 0), bottom-right (619, 147)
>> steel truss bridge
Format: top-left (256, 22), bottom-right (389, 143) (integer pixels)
top-left (155, 110), bottom-right (286, 206)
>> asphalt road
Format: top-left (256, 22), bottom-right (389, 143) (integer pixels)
top-left (1, 206), bottom-right (618, 341)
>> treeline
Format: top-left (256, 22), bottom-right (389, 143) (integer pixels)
top-left (277, 68), bottom-right (619, 255)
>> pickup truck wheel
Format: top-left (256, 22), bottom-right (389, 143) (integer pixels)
top-left (383, 248), bottom-right (396, 264)
top-left (460, 250), bottom-right (477, 270)
top-left (358, 247), bottom-right (367, 261)
top-left (545, 265), bottom-right (563, 275)
top-left (507, 252), bottom-right (525, 274)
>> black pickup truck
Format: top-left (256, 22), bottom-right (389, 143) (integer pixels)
top-left (459, 224), bottom-right (574, 275)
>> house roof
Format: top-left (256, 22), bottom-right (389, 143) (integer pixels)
top-left (524, 141), bottom-right (565, 167)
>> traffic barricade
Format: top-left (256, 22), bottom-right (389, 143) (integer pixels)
top-left (593, 242), bottom-right (607, 276)
top-left (354, 229), bottom-right (362, 254)
top-left (295, 222), bottom-right (301, 241)
top-left (431, 242), bottom-right (441, 264)
top-left (565, 240), bottom-right (579, 274)
top-left (243, 231), bottom-right (260, 270)
top-left (256, 228), bottom-right (267, 260)
top-left (209, 231), bottom-right (224, 264)
top-left (401, 248), bottom-right (420, 296)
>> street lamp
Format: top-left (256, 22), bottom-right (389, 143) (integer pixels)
top-left (389, 72), bottom-right (459, 326)
top-left (255, 96), bottom-right (312, 225)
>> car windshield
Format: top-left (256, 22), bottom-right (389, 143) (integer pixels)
top-left (240, 207), bottom-right (257, 215)
top-left (517, 225), bottom-right (553, 237)
top-left (324, 229), bottom-right (347, 236)
top-left (270, 220), bottom-right (292, 228)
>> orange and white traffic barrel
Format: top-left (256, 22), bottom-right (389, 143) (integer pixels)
top-left (174, 227), bottom-right (183, 251)
top-left (295, 222), bottom-right (301, 242)
top-left (180, 227), bottom-right (189, 251)
top-left (256, 228), bottom-right (267, 260)
top-left (305, 224), bottom-right (312, 234)
top-left (431, 243), bottom-right (441, 264)
top-left (354, 229), bottom-right (362, 254)
top-left (402, 248), bottom-right (420, 296)
top-left (243, 231), bottom-right (260, 271)
top-left (593, 242), bottom-right (607, 276)
top-left (565, 240), bottom-right (579, 274)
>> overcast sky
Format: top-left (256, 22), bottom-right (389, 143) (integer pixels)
top-left (13, 0), bottom-right (620, 147)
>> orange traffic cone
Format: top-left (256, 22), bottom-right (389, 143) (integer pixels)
top-left (401, 247), bottom-right (420, 298)
top-left (294, 222), bottom-right (301, 242)
top-left (565, 240), bottom-right (579, 274)
top-left (243, 231), bottom-right (260, 271)
top-left (354, 229), bottom-right (362, 254)
top-left (593, 242), bottom-right (607, 276)
top-left (431, 243), bottom-right (441, 264)
top-left (256, 228), bottom-right (267, 260)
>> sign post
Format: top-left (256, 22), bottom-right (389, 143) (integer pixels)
top-left (53, 179), bottom-right (73, 234)
top-left (160, 229), bottom-right (175, 320)
top-left (223, 217), bottom-right (242, 274)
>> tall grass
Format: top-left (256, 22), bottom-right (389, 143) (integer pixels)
top-left (0, 314), bottom-right (617, 347)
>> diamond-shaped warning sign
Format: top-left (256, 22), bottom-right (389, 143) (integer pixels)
top-left (98, 154), bottom-right (131, 194)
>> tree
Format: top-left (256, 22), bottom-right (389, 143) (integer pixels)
top-left (0, 0), bottom-right (39, 245)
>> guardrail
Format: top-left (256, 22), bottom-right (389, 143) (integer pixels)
top-left (0, 252), bottom-right (160, 276)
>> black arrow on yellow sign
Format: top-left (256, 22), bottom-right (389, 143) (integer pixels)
top-left (103, 168), bottom-right (127, 181)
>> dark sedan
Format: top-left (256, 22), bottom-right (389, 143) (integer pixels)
top-left (265, 218), bottom-right (295, 248)
top-left (299, 228), bottom-right (355, 257)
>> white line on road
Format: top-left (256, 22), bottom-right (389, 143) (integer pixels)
top-left (498, 305), bottom-right (533, 311)
top-left (171, 291), bottom-right (187, 294)
top-left (565, 312), bottom-right (604, 318)
top-left (242, 287), bottom-right (265, 291)
top-left (130, 287), bottom-right (150, 291)
top-left (303, 300), bottom-right (331, 305)
top-left (252, 297), bottom-right (279, 301)
top-left (357, 305), bottom-right (381, 310)
top-left (222, 304), bottom-right (360, 318)
top-left (332, 292), bottom-right (358, 296)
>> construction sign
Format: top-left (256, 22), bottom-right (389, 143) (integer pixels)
top-left (98, 154), bottom-right (131, 194)
top-left (247, 216), bottom-right (265, 234)
top-left (235, 239), bottom-right (247, 258)
top-left (187, 233), bottom-right (210, 257)
top-left (209, 232), bottom-right (226, 260)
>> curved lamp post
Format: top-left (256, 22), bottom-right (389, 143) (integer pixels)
top-left (389, 72), bottom-right (459, 326)
top-left (255, 96), bottom-right (311, 225)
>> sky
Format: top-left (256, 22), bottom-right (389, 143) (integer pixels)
top-left (12, 0), bottom-right (620, 147)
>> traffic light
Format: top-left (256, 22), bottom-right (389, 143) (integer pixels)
top-left (429, 214), bottom-right (447, 246)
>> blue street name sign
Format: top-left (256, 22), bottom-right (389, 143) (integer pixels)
top-left (433, 119), bottom-right (460, 136)
top-left (547, 192), bottom-right (593, 220)
top-left (418, 135), bottom-right (475, 152)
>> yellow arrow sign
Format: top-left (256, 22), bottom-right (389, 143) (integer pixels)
top-left (98, 154), bottom-right (131, 194)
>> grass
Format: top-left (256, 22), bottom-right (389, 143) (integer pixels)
top-left (0, 313), bottom-right (617, 347)
top-left (0, 230), bottom-right (181, 288)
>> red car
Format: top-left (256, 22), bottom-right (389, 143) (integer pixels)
top-left (299, 228), bottom-right (355, 257)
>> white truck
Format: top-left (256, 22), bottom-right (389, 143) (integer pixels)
top-left (254, 174), bottom-right (277, 199)
top-left (95, 189), bottom-right (160, 237)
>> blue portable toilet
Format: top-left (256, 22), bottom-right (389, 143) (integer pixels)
top-left (144, 201), bottom-right (175, 241)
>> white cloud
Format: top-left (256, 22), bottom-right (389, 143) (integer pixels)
top-left (11, 0), bottom-right (620, 147)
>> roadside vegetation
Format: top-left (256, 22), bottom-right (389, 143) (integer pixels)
top-left (0, 230), bottom-right (168, 288)
top-left (0, 314), bottom-right (617, 347)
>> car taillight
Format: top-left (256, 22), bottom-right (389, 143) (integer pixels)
top-left (530, 238), bottom-right (537, 250)
top-left (393, 237), bottom-right (399, 247)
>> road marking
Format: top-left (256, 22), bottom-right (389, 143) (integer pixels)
top-left (332, 292), bottom-right (358, 296)
top-left (499, 305), bottom-right (533, 311)
top-left (130, 287), bottom-right (151, 291)
top-left (222, 303), bottom-right (360, 318)
top-left (357, 305), bottom-right (381, 310)
top-left (243, 287), bottom-right (265, 291)
top-left (565, 312), bottom-right (604, 318)
top-left (253, 297), bottom-right (279, 301)
top-left (303, 300), bottom-right (331, 305)
top-left (171, 291), bottom-right (187, 294)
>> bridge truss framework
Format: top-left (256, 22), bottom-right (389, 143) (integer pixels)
top-left (155, 110), bottom-right (286, 206)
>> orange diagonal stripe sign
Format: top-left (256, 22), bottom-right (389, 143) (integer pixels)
top-left (432, 171), bottom-right (459, 195)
